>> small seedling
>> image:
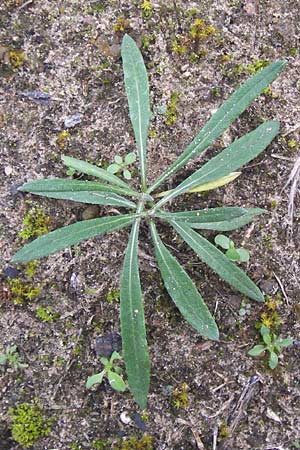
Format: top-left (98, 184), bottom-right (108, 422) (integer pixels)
top-left (248, 325), bottom-right (292, 369)
top-left (0, 344), bottom-right (28, 370)
top-left (214, 234), bottom-right (250, 262)
top-left (107, 152), bottom-right (136, 180)
top-left (86, 351), bottom-right (126, 392)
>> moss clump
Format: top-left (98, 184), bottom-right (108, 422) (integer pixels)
top-left (171, 382), bottom-right (189, 409)
top-left (8, 278), bottom-right (41, 304)
top-left (113, 17), bottom-right (130, 33)
top-left (9, 49), bottom-right (25, 68)
top-left (113, 435), bottom-right (153, 450)
top-left (106, 289), bottom-right (120, 303)
top-left (18, 203), bottom-right (51, 241)
top-left (9, 402), bottom-right (52, 448)
top-left (141, 0), bottom-right (152, 19)
top-left (166, 91), bottom-right (180, 126)
top-left (56, 130), bottom-right (70, 148)
top-left (36, 306), bottom-right (59, 322)
top-left (257, 294), bottom-right (282, 331)
top-left (189, 18), bottom-right (216, 40)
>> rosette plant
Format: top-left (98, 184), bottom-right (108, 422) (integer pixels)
top-left (12, 35), bottom-right (286, 408)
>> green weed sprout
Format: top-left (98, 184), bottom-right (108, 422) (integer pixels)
top-left (0, 344), bottom-right (28, 370)
top-left (248, 325), bottom-right (292, 369)
top-left (12, 35), bottom-right (286, 408)
top-left (86, 351), bottom-right (126, 392)
top-left (107, 152), bottom-right (136, 180)
top-left (214, 234), bottom-right (250, 262)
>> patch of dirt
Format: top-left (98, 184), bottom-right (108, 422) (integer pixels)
top-left (0, 0), bottom-right (299, 449)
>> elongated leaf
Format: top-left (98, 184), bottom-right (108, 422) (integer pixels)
top-left (154, 172), bottom-right (241, 198)
top-left (154, 121), bottom-right (279, 209)
top-left (12, 214), bottom-right (136, 262)
top-left (18, 179), bottom-right (136, 209)
top-left (62, 155), bottom-right (137, 192)
top-left (248, 345), bottom-right (266, 356)
top-left (171, 221), bottom-right (264, 301)
top-left (149, 221), bottom-right (219, 340)
top-left (147, 61), bottom-right (286, 194)
top-left (120, 219), bottom-right (150, 409)
top-left (156, 207), bottom-right (265, 231)
top-left (19, 178), bottom-right (139, 198)
top-left (121, 34), bottom-right (151, 189)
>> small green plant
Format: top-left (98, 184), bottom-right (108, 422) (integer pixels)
top-left (86, 351), bottom-right (126, 392)
top-left (214, 234), bottom-right (250, 262)
top-left (0, 345), bottom-right (28, 370)
top-left (107, 152), bottom-right (136, 180)
top-left (36, 306), bottom-right (59, 322)
top-left (165, 91), bottom-right (180, 126)
top-left (171, 382), bottom-right (189, 409)
top-left (106, 289), bottom-right (120, 303)
top-left (18, 203), bottom-right (51, 241)
top-left (141, 0), bottom-right (152, 19)
top-left (114, 435), bottom-right (153, 450)
top-left (8, 278), bottom-right (41, 304)
top-left (248, 325), bottom-right (292, 369)
top-left (9, 401), bottom-right (52, 448)
top-left (12, 35), bottom-right (286, 408)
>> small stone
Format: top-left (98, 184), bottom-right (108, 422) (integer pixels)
top-left (95, 332), bottom-right (122, 358)
top-left (120, 411), bottom-right (131, 425)
top-left (132, 412), bottom-right (146, 431)
top-left (4, 166), bottom-right (13, 176)
top-left (3, 266), bottom-right (19, 279)
top-left (64, 114), bottom-right (81, 128)
top-left (81, 205), bottom-right (100, 220)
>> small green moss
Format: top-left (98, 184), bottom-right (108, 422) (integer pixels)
top-left (113, 434), bottom-right (153, 450)
top-left (18, 203), bottom-right (51, 241)
top-left (289, 47), bottom-right (297, 57)
top-left (92, 438), bottom-right (111, 450)
top-left (36, 306), bottom-right (59, 323)
top-left (9, 49), bottom-right (24, 68)
top-left (141, 0), bottom-right (152, 19)
top-left (171, 382), bottom-right (189, 409)
top-left (106, 289), bottom-right (120, 303)
top-left (189, 18), bottom-right (216, 40)
top-left (288, 139), bottom-right (297, 149)
top-left (8, 278), bottom-right (41, 304)
top-left (56, 130), bottom-right (70, 148)
top-left (166, 91), bottom-right (180, 126)
top-left (9, 401), bottom-right (52, 448)
top-left (25, 260), bottom-right (39, 277)
top-left (113, 17), bottom-right (130, 33)
top-left (218, 421), bottom-right (230, 441)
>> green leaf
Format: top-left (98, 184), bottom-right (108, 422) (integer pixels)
top-left (260, 325), bottom-right (270, 336)
top-left (121, 34), bottom-right (151, 190)
top-left (262, 332), bottom-right (272, 345)
top-left (107, 163), bottom-right (121, 174)
top-left (276, 338), bottom-right (293, 348)
top-left (18, 179), bottom-right (137, 209)
top-left (61, 155), bottom-right (137, 192)
top-left (154, 121), bottom-right (279, 209)
top-left (107, 370), bottom-right (127, 392)
top-left (170, 221), bottom-right (264, 302)
top-left (86, 370), bottom-right (105, 389)
top-left (18, 178), bottom-right (138, 199)
top-left (123, 169), bottom-right (132, 180)
top-left (236, 248), bottom-right (250, 262)
top-left (149, 221), bottom-right (219, 340)
top-left (147, 61), bottom-right (286, 194)
top-left (226, 248), bottom-right (240, 261)
top-left (215, 234), bottom-right (231, 250)
top-left (125, 152), bottom-right (136, 165)
top-left (154, 172), bottom-right (241, 198)
top-left (269, 351), bottom-right (279, 369)
top-left (248, 344), bottom-right (266, 356)
top-left (12, 214), bottom-right (136, 263)
top-left (0, 354), bottom-right (7, 365)
top-left (120, 219), bottom-right (150, 409)
top-left (115, 155), bottom-right (123, 164)
top-left (156, 207), bottom-right (265, 231)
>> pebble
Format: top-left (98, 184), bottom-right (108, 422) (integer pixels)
top-left (4, 166), bottom-right (13, 176)
top-left (95, 332), bottom-right (122, 358)
top-left (21, 91), bottom-right (51, 104)
top-left (64, 114), bottom-right (81, 128)
top-left (81, 205), bottom-right (100, 220)
top-left (120, 411), bottom-right (131, 425)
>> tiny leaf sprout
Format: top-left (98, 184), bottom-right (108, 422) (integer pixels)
top-left (214, 234), bottom-right (250, 262)
top-left (86, 351), bottom-right (126, 392)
